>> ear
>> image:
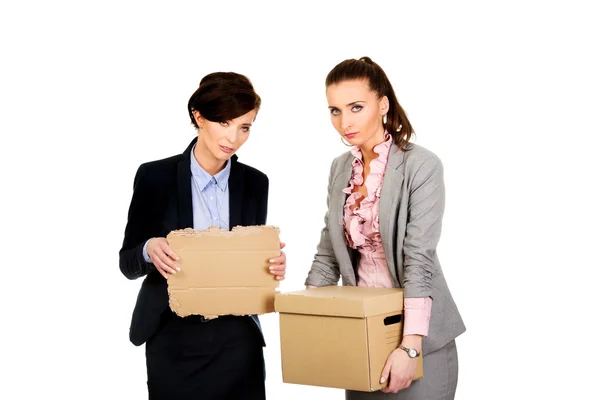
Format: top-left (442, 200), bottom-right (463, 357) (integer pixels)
top-left (193, 110), bottom-right (204, 129)
top-left (379, 96), bottom-right (390, 116)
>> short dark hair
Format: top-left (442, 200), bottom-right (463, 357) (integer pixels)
top-left (187, 72), bottom-right (262, 129)
top-left (326, 57), bottom-right (414, 150)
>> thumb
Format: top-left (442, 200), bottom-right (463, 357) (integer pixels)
top-left (380, 358), bottom-right (392, 384)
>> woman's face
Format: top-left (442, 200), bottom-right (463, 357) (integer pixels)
top-left (326, 79), bottom-right (388, 150)
top-left (194, 109), bottom-right (257, 162)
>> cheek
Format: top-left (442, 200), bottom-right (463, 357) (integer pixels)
top-left (330, 116), bottom-right (341, 131)
top-left (364, 110), bottom-right (380, 128)
top-left (207, 127), bottom-right (225, 143)
top-left (237, 133), bottom-right (250, 146)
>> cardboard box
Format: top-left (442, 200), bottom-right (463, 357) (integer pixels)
top-left (274, 286), bottom-right (423, 392)
top-left (166, 225), bottom-right (281, 317)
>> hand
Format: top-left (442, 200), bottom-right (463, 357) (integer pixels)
top-left (147, 237), bottom-right (180, 279)
top-left (268, 242), bottom-right (286, 281)
top-left (380, 348), bottom-right (418, 393)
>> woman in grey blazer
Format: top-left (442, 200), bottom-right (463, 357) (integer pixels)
top-left (305, 57), bottom-right (466, 400)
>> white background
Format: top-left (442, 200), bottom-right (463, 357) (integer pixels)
top-left (1, 1), bottom-right (599, 399)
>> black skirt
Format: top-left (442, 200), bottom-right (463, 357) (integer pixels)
top-left (145, 314), bottom-right (265, 400)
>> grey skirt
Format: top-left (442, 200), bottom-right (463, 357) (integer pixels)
top-left (346, 340), bottom-right (458, 400)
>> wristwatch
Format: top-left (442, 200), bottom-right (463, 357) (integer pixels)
top-left (398, 344), bottom-right (420, 358)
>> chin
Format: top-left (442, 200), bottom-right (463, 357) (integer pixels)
top-left (344, 137), bottom-right (363, 146)
top-left (215, 150), bottom-right (235, 160)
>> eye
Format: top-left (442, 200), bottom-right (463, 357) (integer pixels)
top-left (330, 108), bottom-right (340, 116)
top-left (241, 126), bottom-right (250, 133)
top-left (351, 105), bottom-right (363, 112)
top-left (220, 121), bottom-right (229, 127)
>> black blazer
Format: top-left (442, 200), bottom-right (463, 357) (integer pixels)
top-left (119, 138), bottom-right (269, 346)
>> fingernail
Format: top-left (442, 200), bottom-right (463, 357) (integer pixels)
top-left (269, 259), bottom-right (274, 263)
top-left (380, 377), bottom-right (385, 384)
top-left (269, 267), bottom-right (274, 271)
top-left (176, 266), bottom-right (181, 272)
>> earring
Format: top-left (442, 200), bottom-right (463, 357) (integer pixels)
top-left (340, 137), bottom-right (353, 147)
top-left (396, 124), bottom-right (403, 132)
top-left (383, 114), bottom-right (388, 124)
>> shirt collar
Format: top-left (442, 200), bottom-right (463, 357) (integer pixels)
top-left (190, 144), bottom-right (231, 192)
top-left (350, 133), bottom-right (393, 161)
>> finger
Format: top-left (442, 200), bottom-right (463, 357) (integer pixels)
top-left (269, 264), bottom-right (286, 271)
top-left (158, 251), bottom-right (179, 272)
top-left (280, 242), bottom-right (286, 249)
top-left (392, 376), bottom-right (409, 393)
top-left (380, 360), bottom-right (392, 385)
top-left (269, 255), bottom-right (285, 264)
top-left (386, 375), bottom-right (396, 393)
top-left (154, 259), bottom-right (177, 274)
top-left (155, 264), bottom-right (169, 279)
top-left (276, 276), bottom-right (285, 281)
top-left (161, 243), bottom-right (180, 261)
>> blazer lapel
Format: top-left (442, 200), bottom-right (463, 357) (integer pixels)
top-left (329, 156), bottom-right (356, 285)
top-left (177, 139), bottom-right (196, 229)
top-left (379, 143), bottom-right (406, 287)
top-left (228, 155), bottom-right (243, 230)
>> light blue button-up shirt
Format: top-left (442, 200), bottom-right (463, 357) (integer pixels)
top-left (189, 145), bottom-right (231, 231)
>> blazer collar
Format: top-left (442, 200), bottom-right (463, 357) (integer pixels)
top-left (177, 137), bottom-right (240, 230)
top-left (378, 142), bottom-right (407, 286)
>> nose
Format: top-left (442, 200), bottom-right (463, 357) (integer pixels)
top-left (340, 112), bottom-right (353, 131)
top-left (224, 126), bottom-right (237, 144)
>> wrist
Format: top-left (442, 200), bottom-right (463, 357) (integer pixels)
top-left (142, 238), bottom-right (154, 264)
top-left (400, 334), bottom-right (423, 351)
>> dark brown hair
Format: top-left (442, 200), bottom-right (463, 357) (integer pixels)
top-left (187, 72), bottom-right (261, 129)
top-left (325, 57), bottom-right (414, 150)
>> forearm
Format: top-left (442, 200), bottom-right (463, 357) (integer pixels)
top-left (401, 297), bottom-right (432, 351)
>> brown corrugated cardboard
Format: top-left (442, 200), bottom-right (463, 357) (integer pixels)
top-left (275, 286), bottom-right (424, 392)
top-left (166, 225), bottom-right (281, 317)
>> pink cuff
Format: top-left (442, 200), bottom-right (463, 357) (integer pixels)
top-left (403, 297), bottom-right (432, 337)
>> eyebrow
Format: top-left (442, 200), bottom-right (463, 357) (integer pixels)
top-left (328, 101), bottom-right (366, 109)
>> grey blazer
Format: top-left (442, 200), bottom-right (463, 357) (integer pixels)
top-left (305, 142), bottom-right (466, 355)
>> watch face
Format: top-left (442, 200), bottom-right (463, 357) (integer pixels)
top-left (408, 349), bottom-right (418, 358)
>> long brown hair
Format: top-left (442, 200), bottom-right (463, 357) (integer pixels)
top-left (187, 72), bottom-right (261, 129)
top-left (325, 57), bottom-right (414, 150)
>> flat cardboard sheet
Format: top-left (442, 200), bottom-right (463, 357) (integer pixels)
top-left (166, 225), bottom-right (281, 317)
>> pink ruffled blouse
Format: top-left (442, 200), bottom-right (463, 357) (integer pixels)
top-left (343, 135), bottom-right (432, 337)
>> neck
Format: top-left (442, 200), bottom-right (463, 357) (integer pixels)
top-left (193, 140), bottom-right (227, 176)
top-left (358, 128), bottom-right (387, 165)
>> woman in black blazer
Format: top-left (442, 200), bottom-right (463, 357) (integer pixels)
top-left (119, 72), bottom-right (286, 400)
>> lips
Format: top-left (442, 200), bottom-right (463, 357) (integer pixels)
top-left (344, 132), bottom-right (358, 139)
top-left (219, 145), bottom-right (234, 154)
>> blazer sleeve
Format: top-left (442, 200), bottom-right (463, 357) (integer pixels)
top-left (305, 158), bottom-right (341, 287)
top-left (119, 164), bottom-right (158, 280)
top-left (402, 155), bottom-right (445, 298)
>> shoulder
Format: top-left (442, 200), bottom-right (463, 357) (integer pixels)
top-left (329, 150), bottom-right (354, 174)
top-left (133, 153), bottom-right (183, 188)
top-left (235, 160), bottom-right (269, 185)
top-left (401, 143), bottom-right (443, 175)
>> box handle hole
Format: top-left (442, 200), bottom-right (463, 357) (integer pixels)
top-left (383, 314), bottom-right (403, 326)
